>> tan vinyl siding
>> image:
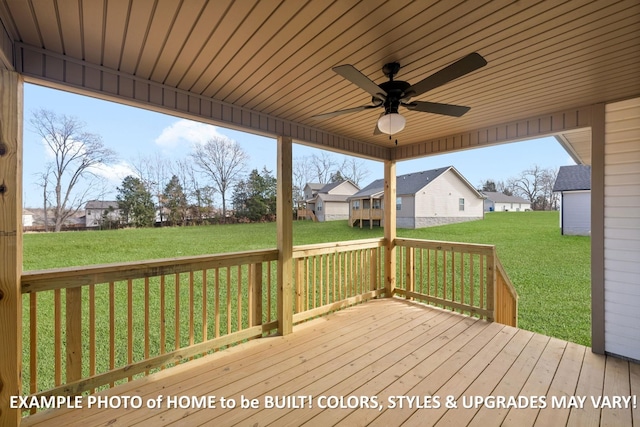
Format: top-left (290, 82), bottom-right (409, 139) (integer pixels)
top-left (603, 97), bottom-right (640, 361)
top-left (414, 170), bottom-right (483, 218)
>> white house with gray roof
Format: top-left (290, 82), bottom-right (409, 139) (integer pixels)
top-left (304, 180), bottom-right (360, 222)
top-left (85, 200), bottom-right (122, 228)
top-left (553, 164), bottom-right (591, 236)
top-left (349, 166), bottom-right (484, 229)
top-left (482, 191), bottom-right (531, 212)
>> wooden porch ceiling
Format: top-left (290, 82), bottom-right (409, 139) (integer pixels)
top-left (23, 299), bottom-right (640, 427)
top-left (0, 1), bottom-right (639, 163)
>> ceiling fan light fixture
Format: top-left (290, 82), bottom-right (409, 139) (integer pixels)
top-left (377, 112), bottom-right (406, 135)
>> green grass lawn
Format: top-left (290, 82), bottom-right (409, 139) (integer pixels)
top-left (23, 211), bottom-right (591, 346)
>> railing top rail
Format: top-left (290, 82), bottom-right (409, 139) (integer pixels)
top-left (395, 237), bottom-right (495, 255)
top-left (21, 248), bottom-right (279, 293)
top-left (292, 238), bottom-right (385, 258)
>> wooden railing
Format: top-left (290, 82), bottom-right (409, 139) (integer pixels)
top-left (292, 238), bottom-right (385, 323)
top-left (394, 238), bottom-right (518, 326)
top-left (21, 249), bottom-right (279, 402)
top-left (20, 237), bottom-right (516, 411)
top-left (350, 207), bottom-right (383, 227)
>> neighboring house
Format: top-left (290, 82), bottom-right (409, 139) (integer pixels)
top-left (482, 191), bottom-right (531, 212)
top-left (22, 209), bottom-right (34, 227)
top-left (349, 166), bottom-right (484, 229)
top-left (85, 200), bottom-right (121, 228)
top-left (553, 164), bottom-right (591, 236)
top-left (305, 180), bottom-right (360, 222)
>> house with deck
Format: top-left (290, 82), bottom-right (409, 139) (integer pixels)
top-left (553, 164), bottom-right (592, 236)
top-left (482, 191), bottom-right (532, 212)
top-left (1, 2), bottom-right (639, 426)
top-left (349, 167), bottom-right (484, 228)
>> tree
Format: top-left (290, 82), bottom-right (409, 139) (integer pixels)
top-left (191, 136), bottom-right (248, 221)
top-left (233, 167), bottom-right (277, 221)
top-left (479, 180), bottom-right (497, 192)
top-left (309, 152), bottom-right (337, 184)
top-left (163, 175), bottom-right (188, 225)
top-left (131, 152), bottom-right (171, 224)
top-left (330, 170), bottom-right (345, 183)
top-left (338, 157), bottom-right (370, 186)
top-left (34, 163), bottom-right (53, 232)
top-left (117, 176), bottom-right (155, 227)
top-left (29, 109), bottom-right (117, 231)
top-left (293, 156), bottom-right (315, 205)
top-left (508, 165), bottom-right (559, 210)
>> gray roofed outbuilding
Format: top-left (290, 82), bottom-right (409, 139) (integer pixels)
top-left (553, 165), bottom-right (591, 192)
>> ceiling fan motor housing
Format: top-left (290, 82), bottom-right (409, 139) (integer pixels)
top-left (377, 80), bottom-right (411, 114)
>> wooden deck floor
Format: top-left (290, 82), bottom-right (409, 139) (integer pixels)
top-left (24, 298), bottom-right (639, 427)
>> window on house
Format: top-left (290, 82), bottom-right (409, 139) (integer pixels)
top-left (317, 202), bottom-right (322, 211)
top-left (373, 199), bottom-right (381, 209)
top-left (396, 197), bottom-right (402, 210)
top-left (353, 200), bottom-right (360, 210)
top-left (459, 198), bottom-right (465, 211)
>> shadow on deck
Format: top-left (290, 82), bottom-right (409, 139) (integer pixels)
top-left (23, 298), bottom-right (639, 427)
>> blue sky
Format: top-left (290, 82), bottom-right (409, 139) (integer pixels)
top-left (22, 83), bottom-right (575, 208)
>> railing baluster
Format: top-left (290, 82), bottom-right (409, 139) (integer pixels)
top-left (325, 254), bottom-right (330, 304)
top-left (226, 267), bottom-right (231, 335)
top-left (202, 270), bottom-right (207, 342)
top-left (215, 268), bottom-right (220, 338)
top-left (480, 255), bottom-right (485, 316)
top-left (237, 265), bottom-right (242, 331)
top-left (175, 273), bottom-right (180, 353)
top-left (144, 278), bottom-right (149, 374)
top-left (54, 289), bottom-right (61, 387)
top-left (267, 262), bottom-right (272, 321)
top-left (160, 275), bottom-right (166, 359)
top-left (295, 259), bottom-right (303, 313)
top-left (460, 252), bottom-right (465, 311)
top-left (29, 293), bottom-right (37, 413)
top-left (451, 251), bottom-right (455, 308)
top-left (109, 282), bottom-right (115, 384)
top-left (312, 256), bottom-right (317, 309)
top-left (250, 263), bottom-right (262, 327)
top-left (189, 271), bottom-right (195, 349)
top-left (469, 255), bottom-right (475, 308)
top-left (127, 279), bottom-right (133, 380)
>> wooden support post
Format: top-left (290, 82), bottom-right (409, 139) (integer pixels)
top-left (250, 263), bottom-right (263, 326)
top-left (0, 69), bottom-right (23, 427)
top-left (384, 160), bottom-right (396, 297)
top-left (277, 136), bottom-right (293, 335)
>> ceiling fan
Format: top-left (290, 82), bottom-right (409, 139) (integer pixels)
top-left (311, 53), bottom-right (487, 135)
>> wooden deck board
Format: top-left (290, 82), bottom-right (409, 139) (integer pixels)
top-left (22, 298), bottom-right (639, 427)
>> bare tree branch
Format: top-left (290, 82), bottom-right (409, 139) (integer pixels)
top-left (29, 109), bottom-right (117, 231)
top-left (190, 136), bottom-right (249, 221)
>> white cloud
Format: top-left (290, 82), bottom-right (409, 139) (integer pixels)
top-left (90, 161), bottom-right (136, 183)
top-left (154, 119), bottom-right (224, 149)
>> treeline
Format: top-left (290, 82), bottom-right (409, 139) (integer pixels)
top-left (478, 165), bottom-right (560, 211)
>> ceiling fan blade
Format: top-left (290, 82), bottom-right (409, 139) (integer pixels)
top-left (311, 105), bottom-right (378, 120)
top-left (406, 53), bottom-right (487, 98)
top-left (404, 101), bottom-right (471, 117)
top-left (333, 64), bottom-right (387, 100)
